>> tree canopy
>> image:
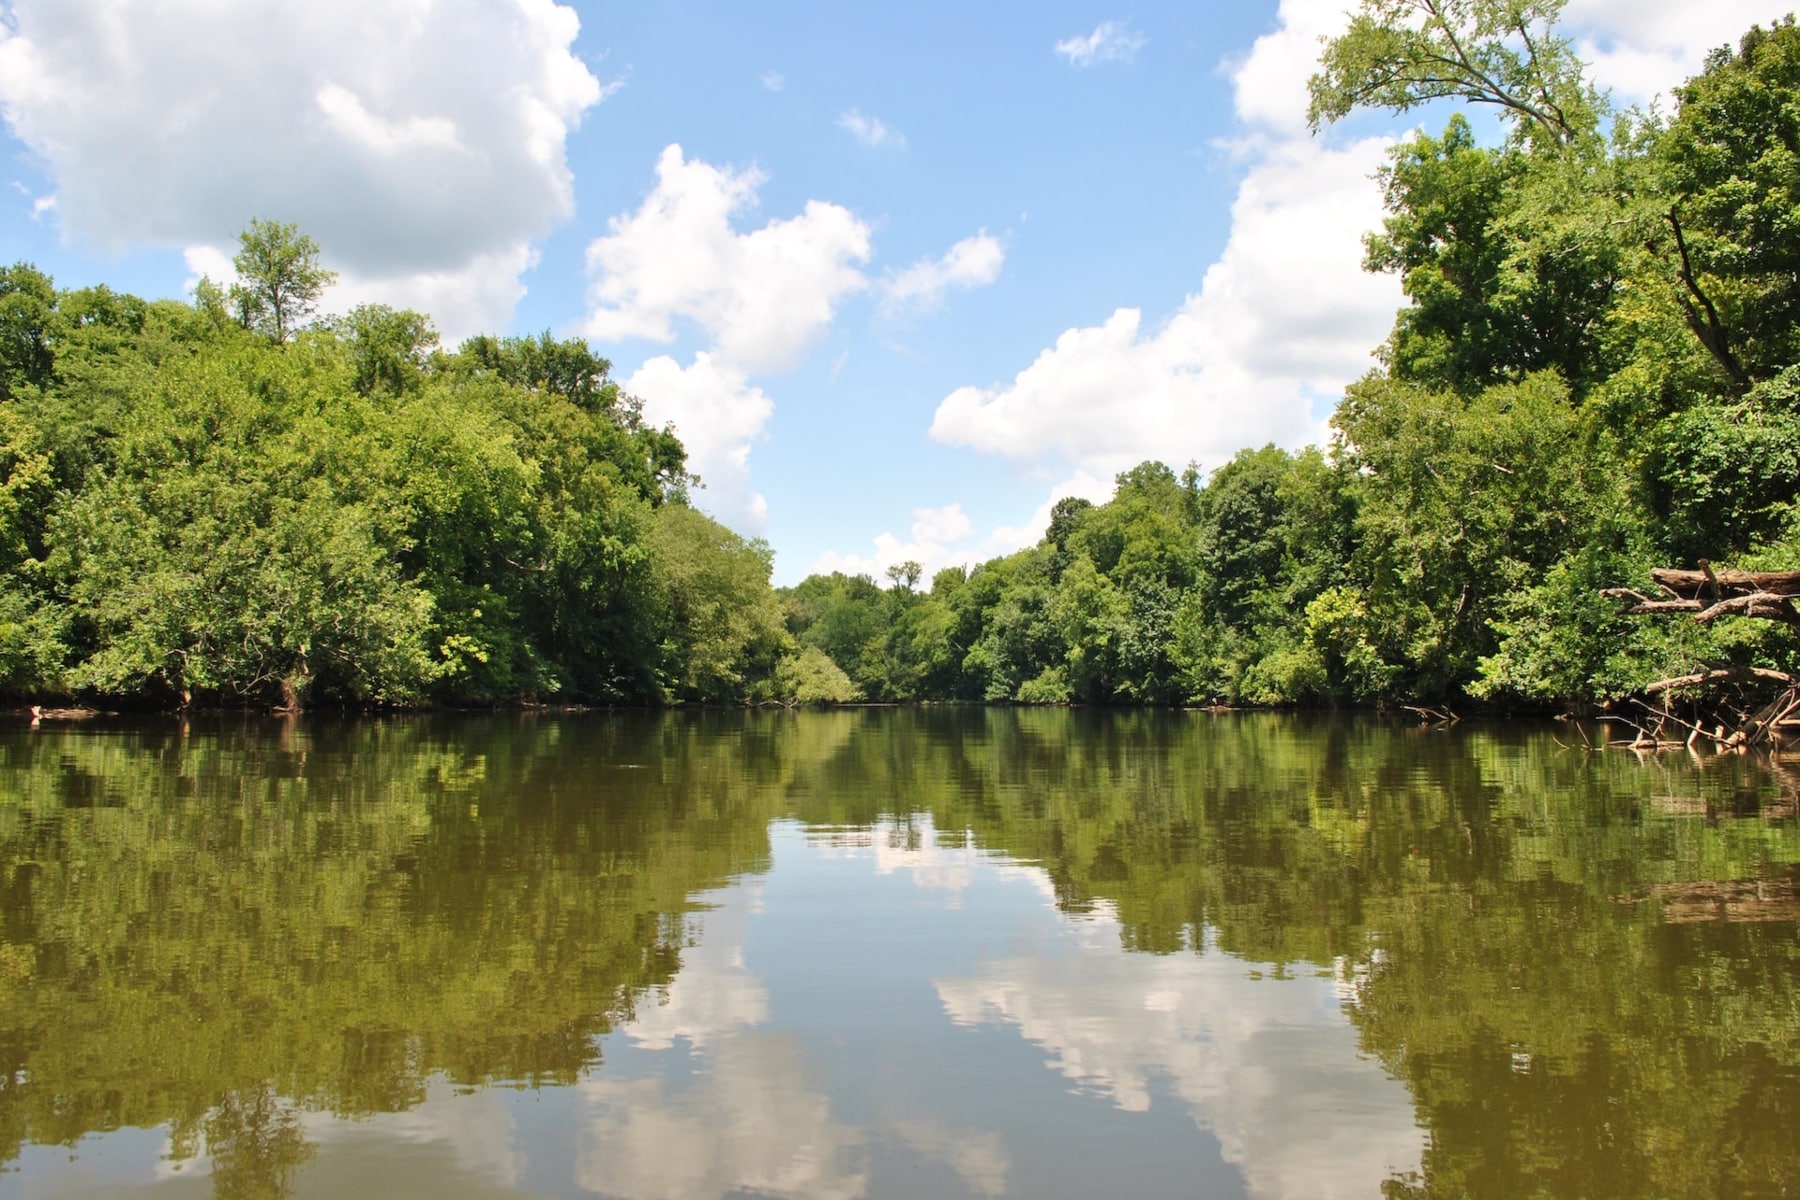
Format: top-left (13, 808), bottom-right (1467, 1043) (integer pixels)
top-left (227, 218), bottom-right (336, 343)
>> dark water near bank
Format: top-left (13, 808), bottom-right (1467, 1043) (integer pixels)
top-left (0, 709), bottom-right (1796, 1199)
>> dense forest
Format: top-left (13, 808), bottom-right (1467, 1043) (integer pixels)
top-left (3, 5), bottom-right (1798, 711)
top-left (0, 223), bottom-right (798, 709)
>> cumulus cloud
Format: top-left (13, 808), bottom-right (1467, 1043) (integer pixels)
top-left (588, 144), bottom-right (887, 532)
top-left (809, 471), bottom-right (1117, 582)
top-left (1563, 0), bottom-right (1784, 103)
top-left (582, 144), bottom-right (872, 374)
top-left (807, 503), bottom-right (977, 580)
top-left (625, 352), bottom-right (775, 530)
top-left (0, 0), bottom-right (605, 335)
top-left (1229, 0), bottom-right (1350, 133)
top-left (881, 231), bottom-right (1005, 313)
top-left (1054, 20), bottom-right (1148, 67)
top-left (837, 108), bottom-right (905, 148)
top-left (930, 134), bottom-right (1399, 480)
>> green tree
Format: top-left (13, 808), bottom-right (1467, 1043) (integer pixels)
top-left (333, 304), bottom-right (438, 396)
top-left (1656, 18), bottom-right (1800, 389)
top-left (1364, 115), bottom-right (1630, 395)
top-left (0, 263), bottom-right (57, 399)
top-left (774, 644), bottom-right (860, 704)
top-left (649, 505), bottom-right (789, 703)
top-left (1308, 0), bottom-right (1601, 146)
top-left (228, 219), bottom-right (336, 342)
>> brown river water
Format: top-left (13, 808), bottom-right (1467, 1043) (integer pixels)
top-left (0, 708), bottom-right (1795, 1198)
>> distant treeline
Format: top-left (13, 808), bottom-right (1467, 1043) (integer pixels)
top-left (4, 11), bottom-right (1799, 710)
top-left (780, 13), bottom-right (1800, 709)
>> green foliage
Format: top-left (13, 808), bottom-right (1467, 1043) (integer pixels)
top-left (774, 644), bottom-right (860, 704)
top-left (1645, 367), bottom-right (1800, 561)
top-left (1307, 0), bottom-right (1602, 147)
top-left (1366, 116), bottom-right (1630, 394)
top-left (1015, 664), bottom-right (1073, 704)
top-left (1658, 18), bottom-right (1800, 386)
top-left (331, 304), bottom-right (438, 396)
top-left (649, 506), bottom-right (788, 703)
top-left (227, 218), bottom-right (336, 343)
top-left (781, 571), bottom-right (898, 697)
top-left (0, 263), bottom-right (57, 400)
top-left (0, 222), bottom-right (793, 710)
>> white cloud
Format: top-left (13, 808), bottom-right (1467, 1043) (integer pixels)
top-left (836, 108), bottom-right (905, 148)
top-left (881, 231), bottom-right (1005, 313)
top-left (930, 135), bottom-right (1399, 480)
top-left (1054, 20), bottom-right (1148, 67)
top-left (760, 69), bottom-right (786, 92)
top-left (807, 503), bottom-right (977, 579)
top-left (0, 0), bottom-right (606, 335)
top-left (625, 352), bottom-right (774, 530)
top-left (328, 243), bottom-right (539, 347)
top-left (582, 144), bottom-right (872, 374)
top-left (1229, 0), bottom-right (1350, 133)
top-left (809, 471), bottom-right (1117, 582)
top-left (1563, 0), bottom-right (1783, 104)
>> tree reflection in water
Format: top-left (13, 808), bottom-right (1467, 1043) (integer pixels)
top-left (0, 709), bottom-right (1795, 1198)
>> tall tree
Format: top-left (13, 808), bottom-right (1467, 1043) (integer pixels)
top-left (229, 218), bottom-right (336, 343)
top-left (1656, 18), bottom-right (1800, 390)
top-left (1307, 0), bottom-right (1601, 147)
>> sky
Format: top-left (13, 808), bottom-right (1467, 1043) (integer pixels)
top-left (0, 0), bottom-right (1787, 583)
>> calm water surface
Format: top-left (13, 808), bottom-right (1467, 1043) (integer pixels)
top-left (0, 709), bottom-right (1796, 1199)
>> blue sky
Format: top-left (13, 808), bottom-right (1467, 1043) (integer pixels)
top-left (0, 1), bottom-right (1783, 582)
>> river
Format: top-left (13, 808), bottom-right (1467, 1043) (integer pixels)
top-left (1, 708), bottom-right (1796, 1198)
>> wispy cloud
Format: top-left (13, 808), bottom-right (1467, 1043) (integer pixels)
top-left (1054, 20), bottom-right (1147, 67)
top-left (760, 69), bottom-right (785, 92)
top-left (881, 231), bottom-right (1005, 313)
top-left (836, 108), bottom-right (905, 148)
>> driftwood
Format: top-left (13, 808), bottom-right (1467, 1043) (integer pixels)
top-left (1602, 563), bottom-right (1800, 627)
top-left (1648, 566), bottom-right (1800, 596)
top-left (1601, 560), bottom-right (1800, 752)
top-left (1643, 666), bottom-right (1797, 694)
top-left (1402, 704), bottom-right (1459, 726)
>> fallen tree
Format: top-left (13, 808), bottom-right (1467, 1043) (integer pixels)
top-left (1602, 561), bottom-right (1800, 751)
